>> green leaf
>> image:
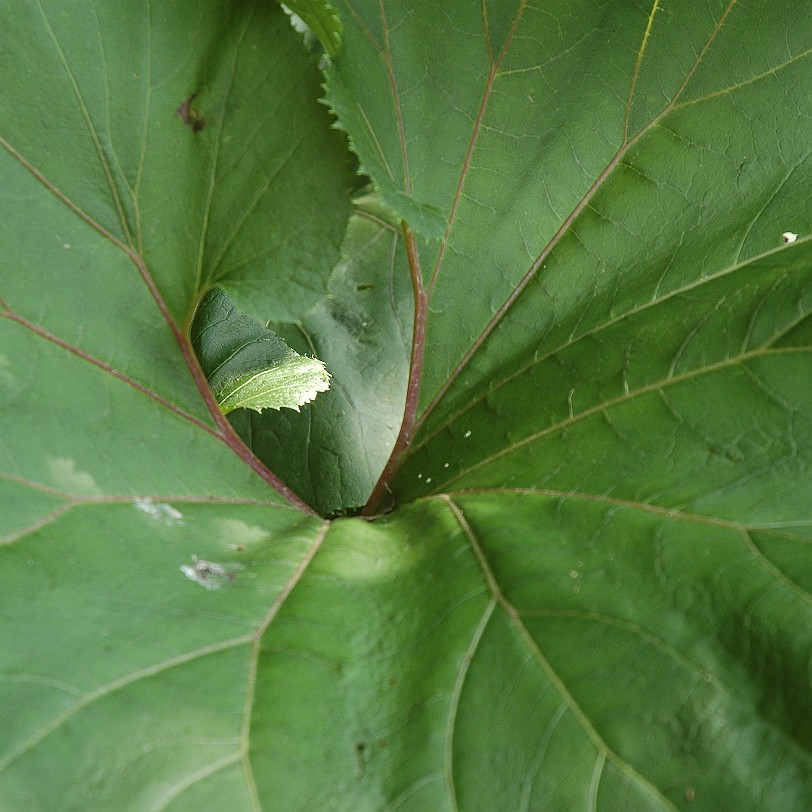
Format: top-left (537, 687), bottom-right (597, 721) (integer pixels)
top-left (4, 0), bottom-right (812, 810)
top-left (280, 0), bottom-right (343, 57)
top-left (0, 0), bottom-right (351, 327)
top-left (192, 287), bottom-right (330, 414)
top-left (228, 207), bottom-right (412, 515)
top-left (326, 0), bottom-right (812, 413)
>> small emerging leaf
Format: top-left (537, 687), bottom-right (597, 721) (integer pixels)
top-left (279, 0), bottom-right (342, 57)
top-left (192, 288), bottom-right (330, 414)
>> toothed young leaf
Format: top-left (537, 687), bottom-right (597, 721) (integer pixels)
top-left (192, 287), bottom-right (330, 415)
top-left (278, 0), bottom-right (342, 56)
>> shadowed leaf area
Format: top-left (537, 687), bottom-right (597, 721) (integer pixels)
top-left (1, 0), bottom-right (811, 810)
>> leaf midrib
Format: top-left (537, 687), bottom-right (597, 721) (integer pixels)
top-left (412, 0), bottom-right (744, 444)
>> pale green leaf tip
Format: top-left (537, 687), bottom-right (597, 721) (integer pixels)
top-left (191, 286), bottom-right (331, 416)
top-left (216, 356), bottom-right (331, 415)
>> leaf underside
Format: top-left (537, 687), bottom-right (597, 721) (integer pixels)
top-left (2, 2), bottom-right (812, 811)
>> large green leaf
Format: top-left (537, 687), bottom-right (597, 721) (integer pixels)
top-left (3, 2), bottom-right (812, 811)
top-left (326, 0), bottom-right (812, 412)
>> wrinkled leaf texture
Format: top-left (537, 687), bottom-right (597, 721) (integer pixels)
top-left (1, 1), bottom-right (812, 811)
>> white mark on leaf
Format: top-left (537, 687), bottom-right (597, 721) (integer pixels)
top-left (216, 518), bottom-right (269, 547)
top-left (782, 232), bottom-right (798, 244)
top-left (47, 457), bottom-right (101, 495)
top-left (464, 430), bottom-right (472, 438)
top-left (180, 555), bottom-right (243, 590)
top-left (133, 499), bottom-right (184, 525)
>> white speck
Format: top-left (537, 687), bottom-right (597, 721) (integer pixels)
top-left (417, 473), bottom-right (422, 479)
top-left (63, 243), bottom-right (71, 249)
top-left (463, 430), bottom-right (472, 438)
top-left (133, 499), bottom-right (184, 525)
top-left (180, 555), bottom-right (243, 590)
top-left (568, 570), bottom-right (579, 579)
top-left (425, 477), bottom-right (432, 484)
top-left (443, 462), bottom-right (449, 468)
top-left (782, 232), bottom-right (798, 244)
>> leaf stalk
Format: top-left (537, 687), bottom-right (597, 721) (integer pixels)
top-left (363, 222), bottom-right (426, 515)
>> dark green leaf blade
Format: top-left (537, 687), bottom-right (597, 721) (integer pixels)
top-left (0, 504), bottom-right (328, 810)
top-left (229, 210), bottom-right (412, 515)
top-left (396, 241), bottom-right (812, 525)
top-left (326, 0), bottom-right (812, 415)
top-left (3, 0), bottom-right (812, 809)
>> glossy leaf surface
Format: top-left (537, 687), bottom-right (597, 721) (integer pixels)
top-left (2, 1), bottom-right (812, 810)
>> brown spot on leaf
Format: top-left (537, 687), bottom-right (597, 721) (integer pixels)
top-left (355, 742), bottom-right (366, 778)
top-left (176, 92), bottom-right (205, 132)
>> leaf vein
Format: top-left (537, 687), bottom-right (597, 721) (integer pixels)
top-left (409, 239), bottom-right (810, 457)
top-left (444, 599), bottom-right (496, 812)
top-left (34, 0), bottom-right (133, 246)
top-left (0, 310), bottom-right (218, 435)
top-left (437, 347), bottom-right (810, 490)
top-left (428, 0), bottom-right (527, 297)
top-left (441, 495), bottom-right (679, 810)
top-left (239, 520), bottom-right (330, 809)
top-left (0, 637), bottom-right (252, 773)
